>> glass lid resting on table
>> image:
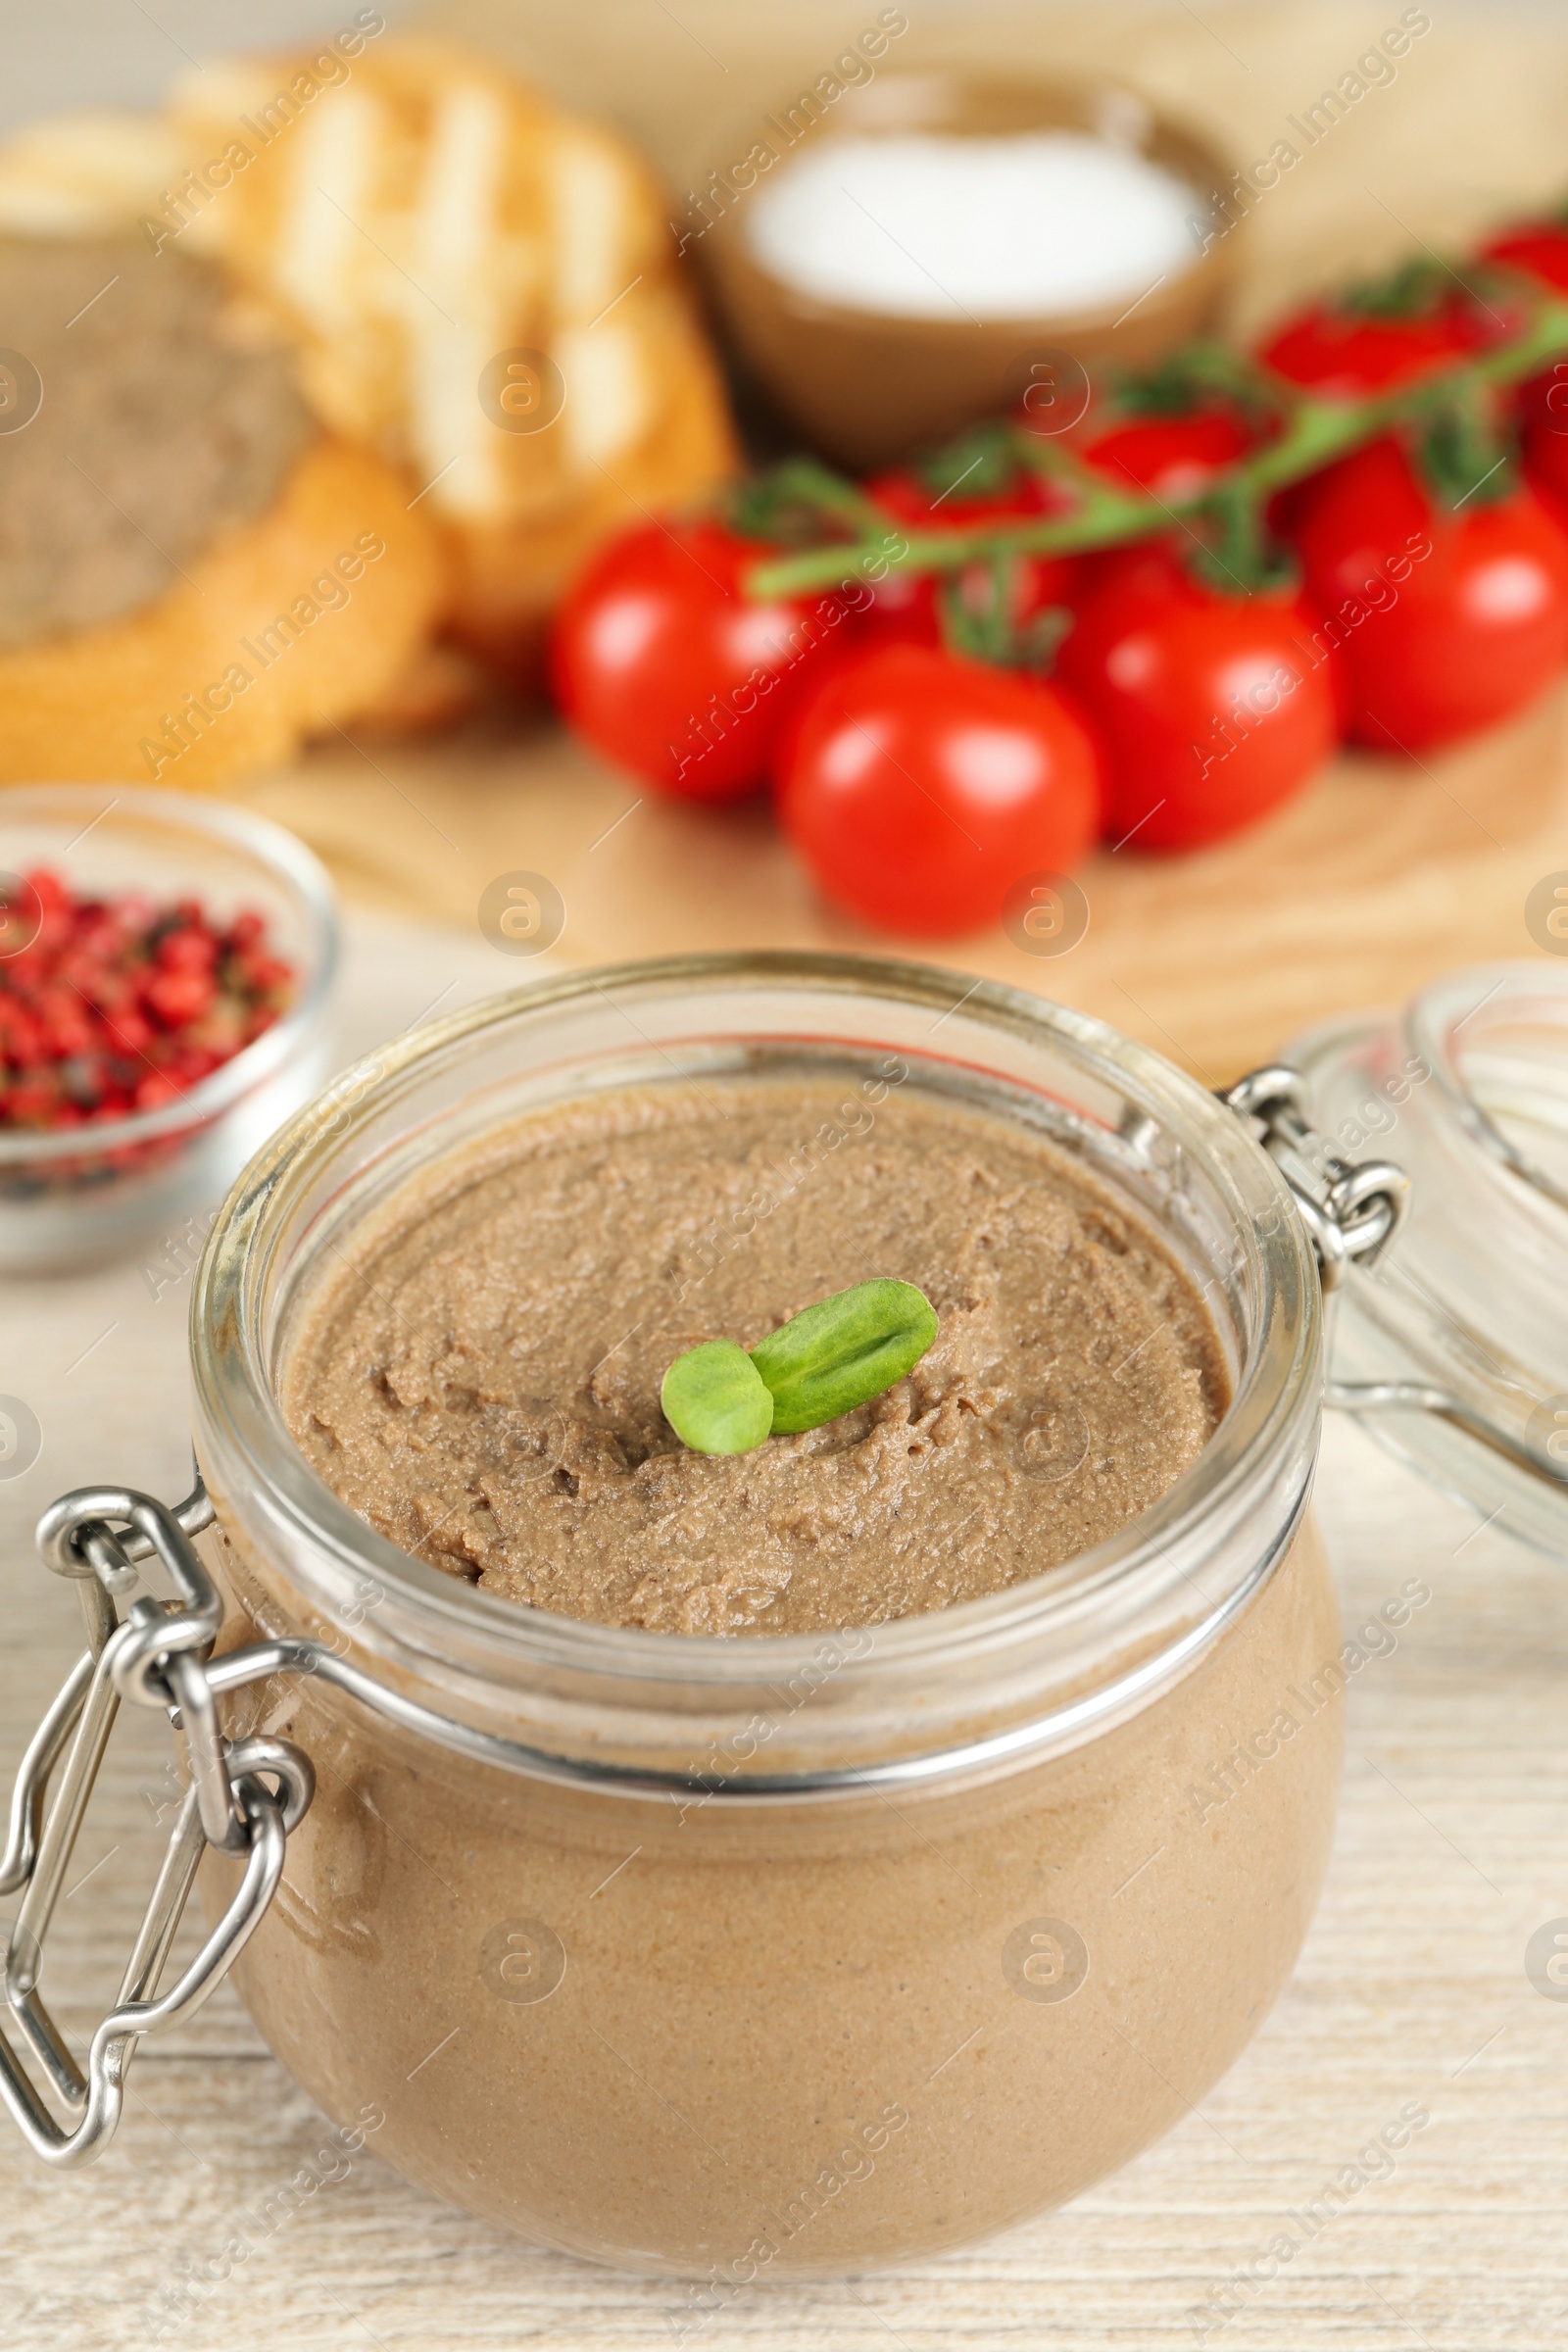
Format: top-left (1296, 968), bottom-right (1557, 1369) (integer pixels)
top-left (1292, 961), bottom-right (1568, 1557)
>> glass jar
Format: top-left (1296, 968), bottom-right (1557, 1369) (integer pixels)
top-left (181, 954), bottom-right (1344, 2277)
top-left (1292, 959), bottom-right (1568, 1559)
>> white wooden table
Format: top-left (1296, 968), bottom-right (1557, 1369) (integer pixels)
top-left (2, 915), bottom-right (1566, 2351)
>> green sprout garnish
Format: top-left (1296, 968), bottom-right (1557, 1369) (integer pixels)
top-left (661, 1279), bottom-right (938, 1456)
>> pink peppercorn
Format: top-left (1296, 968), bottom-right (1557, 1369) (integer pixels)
top-left (0, 867), bottom-right (295, 1133)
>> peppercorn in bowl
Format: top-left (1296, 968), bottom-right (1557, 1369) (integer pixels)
top-left (0, 787), bottom-right (337, 1270)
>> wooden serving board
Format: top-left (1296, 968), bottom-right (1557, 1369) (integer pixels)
top-left (232, 677), bottom-right (1568, 1085)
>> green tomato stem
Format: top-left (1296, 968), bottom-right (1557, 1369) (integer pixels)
top-left (744, 287), bottom-right (1568, 603)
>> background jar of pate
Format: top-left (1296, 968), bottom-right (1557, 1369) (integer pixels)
top-left (190, 956), bottom-right (1344, 2278)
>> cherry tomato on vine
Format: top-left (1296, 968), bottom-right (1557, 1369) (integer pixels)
top-left (1054, 544), bottom-right (1338, 852)
top-left (1258, 275), bottom-right (1504, 539)
top-left (1078, 404), bottom-right (1257, 504)
top-left (1505, 369), bottom-right (1568, 538)
top-left (775, 643), bottom-right (1102, 936)
top-left (1259, 287), bottom-right (1490, 400)
top-left (1284, 436), bottom-right (1568, 751)
top-left (1476, 220), bottom-right (1568, 527)
top-left (1478, 220), bottom-right (1568, 296)
top-left (1067, 403), bottom-right (1262, 605)
top-left (858, 464), bottom-right (1076, 651)
top-left (549, 520), bottom-right (850, 802)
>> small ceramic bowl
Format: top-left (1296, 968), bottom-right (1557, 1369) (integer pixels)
top-left (700, 71), bottom-right (1240, 470)
top-left (0, 787), bottom-right (338, 1274)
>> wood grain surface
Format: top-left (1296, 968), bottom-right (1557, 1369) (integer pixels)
top-left (235, 680), bottom-right (1568, 1086)
top-left (1, 914), bottom-right (1566, 2352)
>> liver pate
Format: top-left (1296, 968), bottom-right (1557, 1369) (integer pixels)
top-left (282, 1075), bottom-right (1228, 1634)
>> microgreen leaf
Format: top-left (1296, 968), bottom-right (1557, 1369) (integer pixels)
top-left (749, 1278), bottom-right (938, 1436)
top-left (661, 1341), bottom-right (774, 1455)
top-left (661, 1282), bottom-right (941, 1455)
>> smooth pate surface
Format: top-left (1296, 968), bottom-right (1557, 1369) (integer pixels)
top-left (282, 1076), bottom-right (1228, 1635)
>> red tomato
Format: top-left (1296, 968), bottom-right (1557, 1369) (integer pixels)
top-left (1054, 545), bottom-right (1338, 852)
top-left (1514, 368), bottom-right (1568, 532)
top-left (762, 465), bottom-right (1083, 788)
top-left (1069, 406), bottom-right (1262, 604)
top-left (1476, 223), bottom-right (1568, 527)
top-left (1258, 295), bottom-right (1487, 400)
top-left (1284, 436), bottom-right (1568, 750)
top-left (867, 462), bottom-right (1069, 537)
top-left (859, 465), bottom-right (1075, 650)
top-left (1502, 403), bottom-right (1568, 536)
top-left (770, 632), bottom-right (893, 788)
top-left (1078, 405), bottom-right (1256, 504)
top-left (775, 643), bottom-right (1102, 936)
top-left (1258, 285), bottom-right (1500, 542)
top-left (1478, 222), bottom-right (1568, 295)
top-left (550, 520), bottom-right (850, 802)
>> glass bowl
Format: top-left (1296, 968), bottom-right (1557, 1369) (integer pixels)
top-left (0, 786), bottom-right (338, 1274)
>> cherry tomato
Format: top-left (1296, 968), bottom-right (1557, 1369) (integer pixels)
top-left (866, 462), bottom-right (1070, 537)
top-left (768, 465), bottom-right (1079, 778)
top-left (1476, 223), bottom-right (1568, 527)
top-left (550, 520), bottom-right (851, 802)
top-left (1078, 404), bottom-right (1256, 504)
top-left (1284, 435), bottom-right (1568, 751)
top-left (1067, 400), bottom-right (1259, 597)
top-left (1478, 221), bottom-right (1568, 295)
top-left (769, 632), bottom-right (894, 789)
top-left (1258, 292), bottom-right (1488, 400)
top-left (1054, 544), bottom-right (1337, 852)
top-left (775, 643), bottom-right (1102, 936)
top-left (859, 465), bottom-right (1075, 650)
top-left (1068, 404), bottom-right (1263, 604)
top-left (1514, 366), bottom-right (1568, 532)
top-left (1258, 278), bottom-right (1506, 540)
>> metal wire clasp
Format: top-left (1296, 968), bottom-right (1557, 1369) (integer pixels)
top-left (1221, 1063), bottom-right (1412, 1289)
top-left (1222, 1064), bottom-right (1568, 1494)
top-left (0, 1481), bottom-right (313, 2169)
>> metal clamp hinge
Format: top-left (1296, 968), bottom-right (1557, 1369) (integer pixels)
top-left (0, 1481), bottom-right (313, 2169)
top-left (1222, 1066), bottom-right (1568, 1494)
top-left (1221, 1063), bottom-right (1412, 1291)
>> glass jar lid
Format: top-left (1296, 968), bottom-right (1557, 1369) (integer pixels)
top-left (1291, 960), bottom-right (1568, 1556)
